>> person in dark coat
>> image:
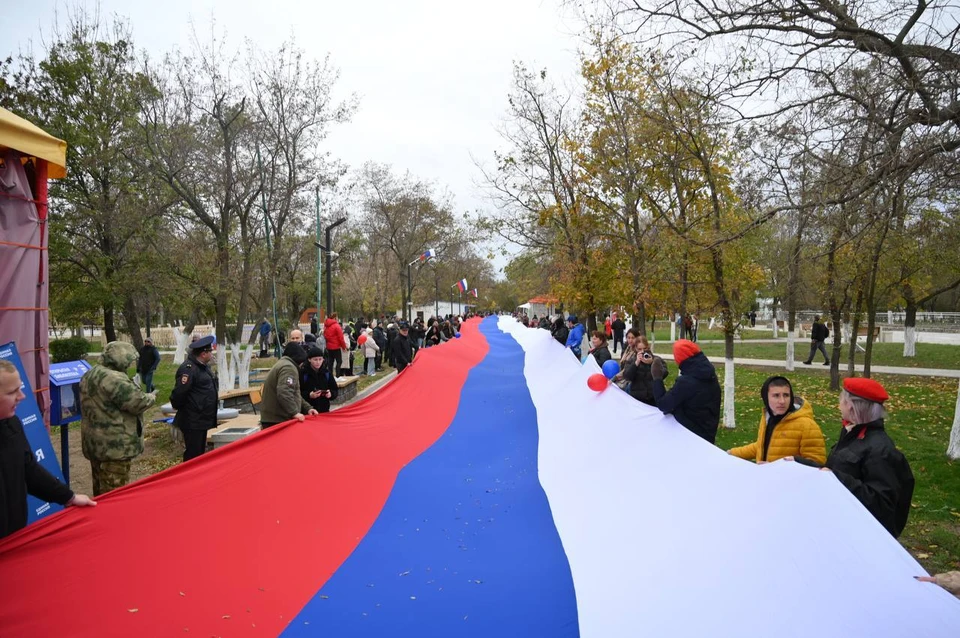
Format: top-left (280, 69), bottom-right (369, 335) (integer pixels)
top-left (372, 321), bottom-right (387, 370)
top-left (300, 345), bottom-right (339, 413)
top-left (803, 315), bottom-right (831, 365)
top-left (650, 339), bottom-right (721, 444)
top-left (170, 336), bottom-right (220, 461)
top-left (425, 318), bottom-right (442, 347)
top-left (136, 337), bottom-right (161, 393)
top-left (611, 315), bottom-right (626, 354)
top-left (551, 316), bottom-right (568, 345)
top-left (0, 360), bottom-right (96, 539)
top-left (385, 322), bottom-right (399, 367)
top-left (390, 321), bottom-right (414, 373)
top-left (621, 335), bottom-right (669, 406)
top-left (310, 314), bottom-right (319, 336)
top-left (587, 331), bottom-right (612, 367)
top-left (792, 377), bottom-right (914, 538)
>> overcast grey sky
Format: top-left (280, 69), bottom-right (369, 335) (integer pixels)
top-left (4, 0), bottom-right (584, 273)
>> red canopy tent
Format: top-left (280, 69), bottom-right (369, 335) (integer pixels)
top-left (0, 107), bottom-right (67, 426)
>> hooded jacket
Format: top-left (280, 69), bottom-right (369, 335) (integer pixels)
top-left (652, 352), bottom-right (721, 444)
top-left (260, 344), bottom-right (314, 425)
top-left (565, 322), bottom-right (585, 354)
top-left (551, 318), bottom-right (568, 345)
top-left (361, 328), bottom-right (380, 358)
top-left (80, 341), bottom-right (156, 461)
top-left (729, 376), bottom-right (826, 463)
top-left (323, 317), bottom-right (346, 351)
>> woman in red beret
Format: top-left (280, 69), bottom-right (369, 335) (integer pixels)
top-left (792, 377), bottom-right (914, 538)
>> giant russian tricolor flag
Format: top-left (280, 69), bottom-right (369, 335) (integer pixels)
top-left (0, 316), bottom-right (958, 636)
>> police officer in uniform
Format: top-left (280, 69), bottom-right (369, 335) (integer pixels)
top-left (170, 336), bottom-right (219, 462)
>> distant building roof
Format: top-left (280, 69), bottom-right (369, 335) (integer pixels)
top-left (528, 296), bottom-right (559, 305)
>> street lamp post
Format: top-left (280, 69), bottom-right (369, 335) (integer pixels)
top-left (313, 241), bottom-right (339, 322)
top-left (406, 249), bottom-right (436, 322)
top-left (315, 188), bottom-right (322, 322)
top-left (325, 217), bottom-right (347, 315)
top-left (433, 266), bottom-right (439, 320)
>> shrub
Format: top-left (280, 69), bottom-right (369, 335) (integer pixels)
top-left (49, 337), bottom-right (90, 363)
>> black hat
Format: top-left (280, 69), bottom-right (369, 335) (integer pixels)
top-left (188, 335), bottom-right (215, 351)
top-left (305, 345), bottom-right (325, 359)
top-left (398, 320), bottom-right (410, 330)
top-left (283, 342), bottom-right (307, 364)
top-left (304, 333), bottom-right (317, 343)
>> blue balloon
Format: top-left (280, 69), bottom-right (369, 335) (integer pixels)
top-left (454, 332), bottom-right (461, 339)
top-left (601, 359), bottom-right (620, 379)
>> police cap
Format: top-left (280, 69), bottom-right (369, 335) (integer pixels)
top-left (189, 335), bottom-right (216, 351)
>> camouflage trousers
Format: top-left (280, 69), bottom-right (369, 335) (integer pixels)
top-left (90, 459), bottom-right (132, 496)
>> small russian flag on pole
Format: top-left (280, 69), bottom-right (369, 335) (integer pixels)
top-left (457, 278), bottom-right (468, 292)
top-left (419, 248), bottom-right (436, 261)
top-left (469, 288), bottom-right (478, 297)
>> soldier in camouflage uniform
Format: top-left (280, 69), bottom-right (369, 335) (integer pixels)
top-left (80, 341), bottom-right (156, 496)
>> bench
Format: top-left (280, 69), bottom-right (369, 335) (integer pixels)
top-left (206, 413), bottom-right (261, 448)
top-left (857, 326), bottom-right (882, 338)
top-left (332, 375), bottom-right (360, 404)
top-left (248, 368), bottom-right (270, 386)
top-left (219, 387), bottom-right (262, 414)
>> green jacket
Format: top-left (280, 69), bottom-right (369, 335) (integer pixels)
top-left (80, 342), bottom-right (156, 461)
top-left (259, 356), bottom-right (312, 424)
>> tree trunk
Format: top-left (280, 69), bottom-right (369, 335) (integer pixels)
top-left (234, 248), bottom-right (254, 345)
top-left (848, 288), bottom-right (864, 378)
top-left (829, 309), bottom-right (843, 390)
top-left (636, 303), bottom-right (647, 337)
top-left (903, 293), bottom-right (918, 358)
top-left (723, 329), bottom-right (736, 429)
top-left (121, 294), bottom-right (143, 350)
top-left (103, 305), bottom-right (118, 343)
top-left (948, 380), bottom-right (960, 460)
top-left (786, 332), bottom-right (795, 371)
top-left (771, 299), bottom-right (779, 338)
top-left (215, 241), bottom-right (230, 344)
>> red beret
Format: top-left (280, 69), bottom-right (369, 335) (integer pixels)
top-left (673, 339), bottom-right (701, 366)
top-left (843, 377), bottom-right (889, 403)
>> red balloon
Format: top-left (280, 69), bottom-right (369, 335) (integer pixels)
top-left (587, 373), bottom-right (608, 392)
top-left (357, 334), bottom-right (368, 345)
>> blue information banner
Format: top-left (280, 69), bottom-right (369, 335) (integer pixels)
top-left (0, 342), bottom-right (65, 524)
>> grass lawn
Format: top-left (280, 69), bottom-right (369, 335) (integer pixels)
top-left (695, 341), bottom-right (960, 370)
top-left (640, 326), bottom-right (775, 342)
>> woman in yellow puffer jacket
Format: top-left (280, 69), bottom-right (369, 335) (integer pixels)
top-left (729, 376), bottom-right (827, 464)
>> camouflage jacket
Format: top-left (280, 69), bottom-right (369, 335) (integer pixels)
top-left (80, 342), bottom-right (155, 461)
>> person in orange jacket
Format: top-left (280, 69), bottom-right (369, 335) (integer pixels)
top-left (729, 376), bottom-right (826, 464)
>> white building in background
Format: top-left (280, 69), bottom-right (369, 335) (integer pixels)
top-left (517, 296), bottom-right (560, 320)
top-left (403, 301), bottom-right (475, 321)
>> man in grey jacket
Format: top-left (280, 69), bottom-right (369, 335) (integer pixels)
top-left (259, 342), bottom-right (318, 428)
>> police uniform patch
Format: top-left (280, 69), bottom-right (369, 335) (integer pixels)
top-left (285, 376), bottom-right (294, 386)
top-left (180, 375), bottom-right (189, 385)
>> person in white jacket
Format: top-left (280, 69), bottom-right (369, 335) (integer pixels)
top-left (361, 327), bottom-right (380, 376)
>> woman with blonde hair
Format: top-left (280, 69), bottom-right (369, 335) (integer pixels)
top-left (621, 334), bottom-right (668, 405)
